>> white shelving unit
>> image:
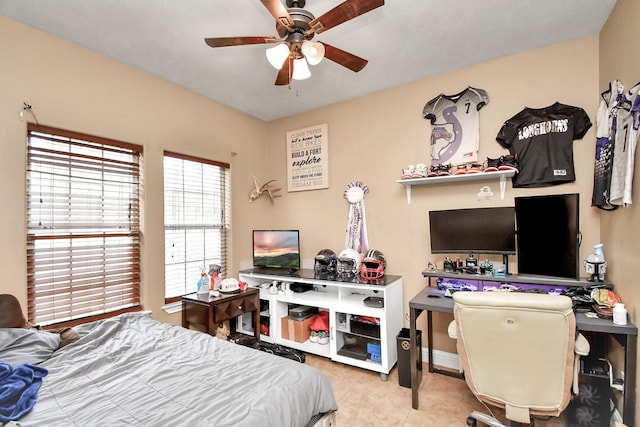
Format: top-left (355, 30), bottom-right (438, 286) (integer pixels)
top-left (396, 169), bottom-right (515, 204)
top-left (238, 269), bottom-right (404, 381)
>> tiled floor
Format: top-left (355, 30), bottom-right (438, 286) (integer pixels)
top-left (305, 354), bottom-right (568, 426)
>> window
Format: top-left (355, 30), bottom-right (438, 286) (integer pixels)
top-left (26, 124), bottom-right (142, 326)
top-left (163, 152), bottom-right (230, 302)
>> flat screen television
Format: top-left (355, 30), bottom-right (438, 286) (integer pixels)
top-left (515, 193), bottom-right (580, 280)
top-left (252, 230), bottom-right (301, 271)
top-left (429, 207), bottom-right (517, 255)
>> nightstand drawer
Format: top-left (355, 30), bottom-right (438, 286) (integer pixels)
top-left (213, 294), bottom-right (260, 322)
top-left (182, 288), bottom-right (260, 340)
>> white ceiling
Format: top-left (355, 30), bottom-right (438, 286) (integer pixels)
top-left (1, 0), bottom-right (617, 122)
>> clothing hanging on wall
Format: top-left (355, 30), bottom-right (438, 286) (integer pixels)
top-left (592, 80), bottom-right (624, 209)
top-left (422, 86), bottom-right (489, 167)
top-left (496, 102), bottom-right (592, 188)
top-left (592, 79), bottom-right (640, 209)
top-left (609, 81), bottom-right (640, 206)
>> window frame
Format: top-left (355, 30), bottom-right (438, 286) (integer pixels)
top-left (26, 124), bottom-right (143, 327)
top-left (163, 151), bottom-right (230, 304)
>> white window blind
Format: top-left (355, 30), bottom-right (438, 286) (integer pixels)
top-left (26, 124), bottom-right (142, 325)
top-left (163, 152), bottom-right (230, 300)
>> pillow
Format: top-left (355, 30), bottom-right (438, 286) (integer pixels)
top-left (0, 328), bottom-right (60, 365)
top-left (0, 295), bottom-right (80, 350)
top-left (0, 295), bottom-right (28, 328)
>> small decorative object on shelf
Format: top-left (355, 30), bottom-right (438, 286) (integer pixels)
top-left (480, 259), bottom-right (493, 275)
top-left (476, 185), bottom-right (494, 201)
top-left (493, 263), bottom-right (507, 277)
top-left (584, 243), bottom-right (607, 282)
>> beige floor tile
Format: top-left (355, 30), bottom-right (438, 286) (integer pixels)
top-left (306, 355), bottom-right (572, 426)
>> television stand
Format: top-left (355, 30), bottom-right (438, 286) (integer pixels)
top-left (237, 268), bottom-right (403, 381)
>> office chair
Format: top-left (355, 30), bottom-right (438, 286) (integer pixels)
top-left (448, 291), bottom-right (590, 426)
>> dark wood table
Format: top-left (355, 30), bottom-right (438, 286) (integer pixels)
top-left (182, 288), bottom-right (260, 340)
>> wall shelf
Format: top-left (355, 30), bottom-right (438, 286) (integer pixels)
top-left (396, 170), bottom-right (515, 204)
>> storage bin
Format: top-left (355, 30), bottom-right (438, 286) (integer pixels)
top-left (350, 317), bottom-right (380, 338)
top-left (367, 342), bottom-right (381, 363)
top-left (337, 333), bottom-right (368, 360)
top-left (280, 315), bottom-right (315, 343)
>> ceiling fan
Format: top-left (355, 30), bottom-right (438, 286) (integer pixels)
top-left (204, 0), bottom-right (385, 85)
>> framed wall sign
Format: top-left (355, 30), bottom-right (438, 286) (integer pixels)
top-left (286, 123), bottom-right (329, 192)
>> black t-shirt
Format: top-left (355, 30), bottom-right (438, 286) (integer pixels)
top-left (496, 102), bottom-right (592, 188)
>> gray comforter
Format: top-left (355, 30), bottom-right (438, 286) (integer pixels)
top-left (14, 312), bottom-right (337, 427)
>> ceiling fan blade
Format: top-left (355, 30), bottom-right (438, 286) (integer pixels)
top-left (275, 54), bottom-right (293, 86)
top-left (204, 36), bottom-right (278, 48)
top-left (260, 0), bottom-right (294, 30)
top-left (321, 42), bottom-right (368, 72)
top-left (309, 0), bottom-right (384, 35)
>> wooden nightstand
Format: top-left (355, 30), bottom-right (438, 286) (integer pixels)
top-left (182, 288), bottom-right (260, 340)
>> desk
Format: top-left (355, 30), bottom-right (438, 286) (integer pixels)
top-left (182, 289), bottom-right (261, 340)
top-left (409, 287), bottom-right (637, 425)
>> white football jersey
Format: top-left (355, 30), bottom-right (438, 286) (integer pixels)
top-left (610, 81), bottom-right (640, 206)
top-left (423, 87), bottom-right (489, 166)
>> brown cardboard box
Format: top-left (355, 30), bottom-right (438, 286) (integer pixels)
top-left (280, 315), bottom-right (290, 340)
top-left (280, 315), bottom-right (316, 343)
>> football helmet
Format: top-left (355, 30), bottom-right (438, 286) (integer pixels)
top-left (336, 248), bottom-right (362, 275)
top-left (314, 249), bottom-right (337, 274)
top-left (360, 249), bottom-right (386, 280)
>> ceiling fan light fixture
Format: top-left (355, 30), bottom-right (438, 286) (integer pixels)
top-left (301, 41), bottom-right (325, 65)
top-left (266, 43), bottom-right (290, 70)
top-left (292, 57), bottom-right (311, 80)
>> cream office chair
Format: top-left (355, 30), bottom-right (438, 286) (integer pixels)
top-left (448, 291), bottom-right (590, 426)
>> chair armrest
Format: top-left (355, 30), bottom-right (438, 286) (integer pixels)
top-left (574, 333), bottom-right (590, 356)
top-left (448, 320), bottom-right (457, 339)
top-left (573, 333), bottom-right (590, 394)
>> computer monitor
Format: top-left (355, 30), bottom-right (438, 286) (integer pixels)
top-left (515, 193), bottom-right (580, 280)
top-left (429, 207), bottom-right (517, 255)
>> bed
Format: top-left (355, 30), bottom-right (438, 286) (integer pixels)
top-left (0, 311), bottom-right (338, 426)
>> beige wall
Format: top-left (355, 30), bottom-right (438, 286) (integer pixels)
top-left (598, 0), bottom-right (640, 421)
top-left (1, 15), bottom-right (604, 340)
top-left (264, 36), bottom-right (602, 353)
top-left (0, 17), bottom-right (268, 323)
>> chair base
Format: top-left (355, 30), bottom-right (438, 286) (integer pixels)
top-left (466, 411), bottom-right (530, 427)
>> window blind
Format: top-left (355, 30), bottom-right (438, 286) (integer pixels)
top-left (163, 152), bottom-right (230, 301)
top-left (26, 124), bottom-right (142, 325)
